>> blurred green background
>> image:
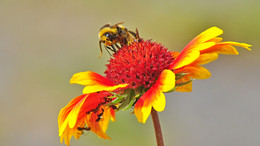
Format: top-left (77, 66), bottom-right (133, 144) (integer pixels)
top-left (0, 0), bottom-right (259, 146)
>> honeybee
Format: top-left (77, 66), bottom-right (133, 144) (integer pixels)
top-left (98, 22), bottom-right (139, 57)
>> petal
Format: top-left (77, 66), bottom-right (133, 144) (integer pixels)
top-left (134, 86), bottom-right (165, 123)
top-left (180, 65), bottom-right (211, 79)
top-left (134, 70), bottom-right (174, 123)
top-left (134, 87), bottom-right (158, 123)
top-left (83, 91), bottom-right (113, 113)
top-left (99, 107), bottom-right (111, 132)
top-left (140, 102), bottom-right (153, 123)
top-left (202, 44), bottom-right (239, 55)
top-left (196, 42), bottom-right (216, 51)
top-left (171, 51), bottom-right (180, 58)
top-left (67, 96), bottom-right (88, 128)
top-left (175, 77), bottom-right (193, 92)
top-left (71, 71), bottom-right (128, 94)
top-left (58, 92), bottom-right (114, 145)
top-left (194, 53), bottom-right (219, 65)
top-left (59, 117), bottom-right (85, 146)
top-left (170, 27), bottom-right (223, 70)
top-left (175, 82), bottom-right (192, 92)
top-left (201, 41), bottom-right (251, 55)
top-left (59, 118), bottom-right (69, 137)
top-left (110, 108), bottom-right (116, 122)
top-left (70, 71), bottom-right (114, 86)
top-left (58, 94), bottom-right (89, 146)
top-left (134, 99), bottom-right (145, 123)
top-left (207, 37), bottom-right (223, 43)
top-left (83, 83), bottom-right (128, 94)
top-left (170, 48), bottom-right (200, 70)
top-left (151, 90), bottom-right (166, 112)
top-left (58, 95), bottom-right (88, 127)
top-left (157, 69), bottom-right (176, 92)
top-left (58, 94), bottom-right (88, 135)
top-left (86, 107), bottom-right (111, 139)
top-left (194, 27), bottom-right (223, 44)
top-left (189, 66), bottom-right (211, 79)
top-left (218, 42), bottom-right (251, 50)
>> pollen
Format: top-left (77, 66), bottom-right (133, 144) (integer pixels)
top-left (105, 39), bottom-right (175, 89)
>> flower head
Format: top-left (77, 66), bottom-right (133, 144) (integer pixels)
top-left (105, 40), bottom-right (175, 89)
top-left (58, 26), bottom-right (251, 145)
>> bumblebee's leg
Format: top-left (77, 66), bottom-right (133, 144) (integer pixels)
top-left (111, 45), bottom-right (117, 52)
top-left (105, 46), bottom-right (115, 52)
top-left (99, 41), bottom-right (103, 58)
top-left (104, 46), bottom-right (112, 56)
top-left (114, 43), bottom-right (121, 50)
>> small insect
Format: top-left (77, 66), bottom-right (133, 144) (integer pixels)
top-left (96, 108), bottom-right (104, 122)
top-left (98, 22), bottom-right (140, 57)
top-left (77, 126), bottom-right (91, 135)
top-left (110, 105), bottom-right (117, 110)
top-left (77, 126), bottom-right (91, 131)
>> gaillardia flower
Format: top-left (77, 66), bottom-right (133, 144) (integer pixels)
top-left (58, 26), bottom-right (251, 145)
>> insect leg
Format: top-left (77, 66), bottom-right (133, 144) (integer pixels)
top-left (114, 43), bottom-right (121, 50)
top-left (111, 45), bottom-right (117, 52)
top-left (77, 126), bottom-right (91, 131)
top-left (104, 46), bottom-right (112, 56)
top-left (106, 46), bottom-right (116, 52)
top-left (99, 41), bottom-right (103, 58)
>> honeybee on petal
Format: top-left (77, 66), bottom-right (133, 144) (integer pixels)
top-left (98, 22), bottom-right (139, 57)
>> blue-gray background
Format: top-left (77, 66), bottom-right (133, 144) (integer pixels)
top-left (0, 0), bottom-right (259, 146)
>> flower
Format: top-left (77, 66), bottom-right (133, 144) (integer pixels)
top-left (58, 92), bottom-right (116, 146)
top-left (58, 26), bottom-right (251, 145)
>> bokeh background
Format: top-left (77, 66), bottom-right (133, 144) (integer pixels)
top-left (0, 0), bottom-right (259, 146)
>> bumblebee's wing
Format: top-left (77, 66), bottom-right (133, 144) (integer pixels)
top-left (127, 29), bottom-right (140, 44)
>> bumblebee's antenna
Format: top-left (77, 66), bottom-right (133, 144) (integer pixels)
top-left (113, 22), bottom-right (124, 28)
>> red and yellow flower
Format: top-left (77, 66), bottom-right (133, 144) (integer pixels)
top-left (58, 26), bottom-right (251, 145)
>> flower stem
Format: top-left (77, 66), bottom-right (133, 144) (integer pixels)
top-left (151, 108), bottom-right (164, 146)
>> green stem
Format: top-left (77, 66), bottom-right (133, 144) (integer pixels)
top-left (151, 108), bottom-right (164, 146)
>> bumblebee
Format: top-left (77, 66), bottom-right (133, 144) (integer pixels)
top-left (98, 22), bottom-right (139, 57)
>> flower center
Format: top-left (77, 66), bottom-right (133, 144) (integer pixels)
top-left (105, 40), bottom-right (174, 89)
